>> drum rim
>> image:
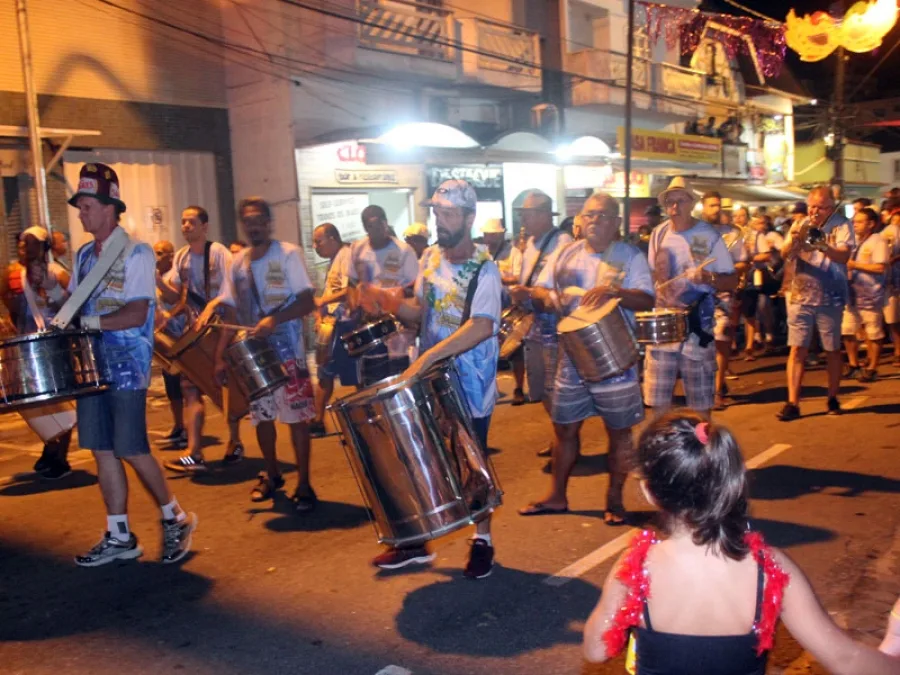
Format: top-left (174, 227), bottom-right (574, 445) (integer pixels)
top-left (342, 316), bottom-right (397, 339)
top-left (0, 329), bottom-right (100, 345)
top-left (634, 308), bottom-right (688, 318)
top-left (0, 383), bottom-right (111, 411)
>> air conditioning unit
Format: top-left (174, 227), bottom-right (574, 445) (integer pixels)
top-left (532, 103), bottom-right (559, 136)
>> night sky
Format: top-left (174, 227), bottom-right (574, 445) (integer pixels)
top-left (701, 0), bottom-right (900, 150)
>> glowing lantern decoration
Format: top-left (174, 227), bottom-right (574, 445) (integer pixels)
top-left (785, 0), bottom-right (898, 62)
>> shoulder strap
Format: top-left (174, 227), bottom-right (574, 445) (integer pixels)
top-left (525, 228), bottom-right (560, 286)
top-left (753, 553), bottom-right (765, 624)
top-left (204, 240), bottom-right (212, 299)
top-left (461, 260), bottom-right (488, 325)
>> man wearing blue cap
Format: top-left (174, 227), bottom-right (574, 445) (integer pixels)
top-left (359, 179), bottom-right (502, 579)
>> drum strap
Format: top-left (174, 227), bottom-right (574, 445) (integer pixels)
top-left (21, 268), bottom-right (46, 332)
top-left (525, 228), bottom-right (561, 287)
top-left (461, 260), bottom-right (488, 325)
top-left (184, 241), bottom-right (213, 310)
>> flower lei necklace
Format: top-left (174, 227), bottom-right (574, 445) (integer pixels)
top-left (602, 529), bottom-right (790, 659)
top-left (422, 244), bottom-right (491, 314)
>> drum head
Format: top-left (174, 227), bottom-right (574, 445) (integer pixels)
top-left (563, 298), bottom-right (621, 329)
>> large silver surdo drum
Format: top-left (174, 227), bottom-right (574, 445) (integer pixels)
top-left (0, 330), bottom-right (109, 412)
top-left (557, 299), bottom-right (639, 383)
top-left (223, 332), bottom-right (289, 402)
top-left (329, 361), bottom-right (502, 547)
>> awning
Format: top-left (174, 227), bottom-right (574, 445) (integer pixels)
top-left (690, 179), bottom-right (807, 205)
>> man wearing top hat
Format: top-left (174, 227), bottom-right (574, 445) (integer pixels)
top-left (644, 177), bottom-right (738, 419)
top-left (36, 163), bottom-right (197, 566)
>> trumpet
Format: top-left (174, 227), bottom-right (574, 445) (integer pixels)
top-left (803, 227), bottom-right (829, 252)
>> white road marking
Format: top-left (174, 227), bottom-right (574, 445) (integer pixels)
top-left (375, 667), bottom-right (412, 675)
top-left (543, 443), bottom-right (794, 587)
top-left (843, 396), bottom-right (868, 410)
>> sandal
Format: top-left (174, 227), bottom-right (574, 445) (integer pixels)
top-left (250, 472), bottom-right (284, 502)
top-left (518, 502), bottom-right (569, 516)
top-left (291, 487), bottom-right (318, 513)
top-left (603, 508), bottom-right (628, 526)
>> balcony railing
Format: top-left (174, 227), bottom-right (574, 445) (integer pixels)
top-left (357, 0), bottom-right (454, 62)
top-left (459, 17), bottom-right (541, 90)
top-left (566, 47), bottom-right (707, 112)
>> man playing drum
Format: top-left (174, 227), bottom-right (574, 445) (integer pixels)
top-left (1, 227), bottom-right (74, 479)
top-left (310, 222), bottom-right (357, 437)
top-left (347, 205), bottom-right (419, 386)
top-left (508, 190), bottom-right (573, 455)
top-left (645, 177), bottom-right (738, 419)
top-left (359, 179), bottom-right (502, 579)
top-left (159, 206), bottom-right (245, 473)
top-left (215, 197), bottom-right (319, 511)
top-left (518, 193), bottom-right (653, 524)
top-left (39, 163), bottom-right (197, 566)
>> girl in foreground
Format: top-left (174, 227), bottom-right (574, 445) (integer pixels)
top-left (583, 411), bottom-right (900, 674)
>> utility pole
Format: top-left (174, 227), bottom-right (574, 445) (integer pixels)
top-left (15, 0), bottom-right (52, 232)
top-left (832, 45), bottom-right (846, 193)
top-left (623, 0), bottom-right (635, 237)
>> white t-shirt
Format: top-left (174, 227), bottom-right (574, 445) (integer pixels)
top-left (165, 241), bottom-right (232, 309)
top-left (648, 219), bottom-right (735, 358)
top-left (880, 223), bottom-right (900, 292)
top-left (322, 245), bottom-right (352, 319)
top-left (520, 228), bottom-right (574, 339)
top-left (415, 244), bottom-right (501, 419)
top-left (850, 232), bottom-right (888, 310)
top-left (221, 240), bottom-right (314, 362)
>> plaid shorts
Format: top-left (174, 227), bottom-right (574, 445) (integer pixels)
top-left (550, 348), bottom-right (644, 429)
top-left (643, 347), bottom-right (717, 412)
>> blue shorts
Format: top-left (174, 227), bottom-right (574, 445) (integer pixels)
top-left (76, 389), bottom-right (151, 458)
top-left (787, 302), bottom-right (843, 351)
top-left (319, 320), bottom-right (360, 387)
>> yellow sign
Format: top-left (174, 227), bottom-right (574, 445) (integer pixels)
top-left (786, 0), bottom-right (898, 62)
top-left (617, 127), bottom-right (722, 165)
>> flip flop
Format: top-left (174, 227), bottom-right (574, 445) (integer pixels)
top-left (518, 502), bottom-right (569, 516)
top-left (603, 510), bottom-right (628, 526)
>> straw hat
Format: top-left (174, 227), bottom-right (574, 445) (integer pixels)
top-left (657, 176), bottom-right (696, 207)
top-left (481, 218), bottom-right (505, 234)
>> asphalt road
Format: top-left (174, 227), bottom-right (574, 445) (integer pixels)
top-left (1, 350), bottom-right (899, 675)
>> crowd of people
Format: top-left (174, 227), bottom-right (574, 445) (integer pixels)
top-left (2, 161), bottom-right (899, 672)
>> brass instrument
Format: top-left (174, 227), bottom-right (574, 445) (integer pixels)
top-left (803, 227), bottom-right (829, 252)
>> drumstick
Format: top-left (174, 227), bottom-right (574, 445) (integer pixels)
top-left (561, 286), bottom-right (587, 297)
top-left (206, 323), bottom-right (249, 332)
top-left (656, 257), bottom-right (717, 291)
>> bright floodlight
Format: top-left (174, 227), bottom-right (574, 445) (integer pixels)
top-left (377, 123), bottom-right (480, 149)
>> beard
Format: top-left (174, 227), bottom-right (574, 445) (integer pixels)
top-left (436, 226), bottom-right (466, 249)
top-left (248, 232), bottom-right (267, 247)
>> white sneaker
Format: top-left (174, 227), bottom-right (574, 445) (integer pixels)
top-left (74, 533), bottom-right (143, 567)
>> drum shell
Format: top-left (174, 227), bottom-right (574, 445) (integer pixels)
top-left (634, 310), bottom-right (688, 344)
top-left (156, 325), bottom-right (250, 418)
top-left (498, 307), bottom-right (533, 360)
top-left (558, 303), bottom-right (639, 383)
top-left (330, 363), bottom-right (502, 547)
top-left (0, 330), bottom-right (108, 412)
top-left (224, 335), bottom-right (288, 402)
top-left (341, 317), bottom-right (397, 358)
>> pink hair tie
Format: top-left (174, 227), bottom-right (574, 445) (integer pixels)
top-left (694, 422), bottom-right (709, 444)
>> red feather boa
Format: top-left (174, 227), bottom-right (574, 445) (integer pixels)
top-left (601, 529), bottom-right (790, 659)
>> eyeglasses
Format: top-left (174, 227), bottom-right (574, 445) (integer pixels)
top-left (580, 211), bottom-right (618, 222)
top-left (664, 199), bottom-right (693, 210)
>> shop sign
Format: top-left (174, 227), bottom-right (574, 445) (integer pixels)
top-left (427, 164), bottom-right (504, 201)
top-left (617, 127), bottom-right (722, 165)
top-left (334, 169), bottom-right (398, 185)
top-left (336, 142), bottom-right (367, 164)
top-left (311, 193), bottom-right (370, 246)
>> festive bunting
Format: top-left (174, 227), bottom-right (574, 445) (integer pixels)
top-left (639, 2), bottom-right (787, 78)
top-left (785, 0), bottom-right (898, 62)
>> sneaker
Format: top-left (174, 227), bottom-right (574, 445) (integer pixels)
top-left (777, 403), bottom-right (800, 421)
top-left (41, 460), bottom-right (73, 481)
top-left (156, 427), bottom-right (187, 450)
top-left (222, 442), bottom-right (245, 466)
top-left (463, 538), bottom-right (494, 580)
top-left (827, 396), bottom-right (841, 416)
top-left (33, 453), bottom-right (54, 474)
top-left (857, 369), bottom-right (877, 383)
top-left (309, 420), bottom-right (327, 438)
top-left (161, 513), bottom-right (197, 564)
top-left (371, 545), bottom-right (435, 570)
top-left (74, 532), bottom-right (143, 567)
top-left (844, 366), bottom-right (862, 380)
top-left (163, 455), bottom-right (208, 473)
top-left (511, 388), bottom-right (526, 406)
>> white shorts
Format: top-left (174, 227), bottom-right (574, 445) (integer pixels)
top-left (249, 358), bottom-right (315, 426)
top-left (841, 306), bottom-right (885, 341)
top-left (713, 305), bottom-right (732, 343)
top-left (885, 294), bottom-right (900, 325)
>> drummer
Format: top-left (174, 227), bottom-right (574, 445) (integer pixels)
top-left (158, 205), bottom-right (245, 473)
top-left (483, 217), bottom-right (527, 405)
top-left (509, 190), bottom-right (573, 456)
top-left (645, 177), bottom-right (738, 419)
top-left (214, 196), bottom-right (319, 511)
top-left (1, 227), bottom-right (74, 480)
top-left (347, 205), bottom-right (419, 385)
top-left (310, 222), bottom-right (357, 437)
top-left (518, 193), bottom-right (653, 524)
top-left (359, 179), bottom-right (502, 579)
top-left (39, 162), bottom-right (196, 566)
